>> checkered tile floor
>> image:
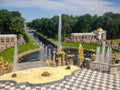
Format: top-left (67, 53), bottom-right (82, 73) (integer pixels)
top-left (0, 69), bottom-right (120, 90)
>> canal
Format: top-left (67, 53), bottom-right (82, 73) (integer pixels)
top-left (19, 31), bottom-right (93, 65)
top-left (18, 31), bottom-right (57, 63)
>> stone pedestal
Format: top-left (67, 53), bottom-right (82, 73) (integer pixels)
top-left (55, 58), bottom-right (59, 66)
top-left (78, 57), bottom-right (84, 67)
top-left (109, 64), bottom-right (120, 74)
top-left (61, 60), bottom-right (66, 66)
top-left (67, 54), bottom-right (74, 65)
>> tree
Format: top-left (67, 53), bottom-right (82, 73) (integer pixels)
top-left (0, 9), bottom-right (12, 34)
top-left (27, 12), bottom-right (120, 40)
top-left (0, 9), bottom-right (26, 41)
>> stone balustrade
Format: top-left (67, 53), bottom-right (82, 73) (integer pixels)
top-left (90, 61), bottom-right (109, 73)
top-left (89, 61), bottom-right (120, 74)
top-left (109, 64), bottom-right (120, 74)
top-left (18, 48), bottom-right (40, 59)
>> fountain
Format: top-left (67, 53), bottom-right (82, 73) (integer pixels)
top-left (101, 41), bottom-right (106, 63)
top-left (96, 46), bottom-right (100, 62)
top-left (95, 41), bottom-right (112, 64)
top-left (12, 36), bottom-right (18, 72)
top-left (40, 44), bottom-right (45, 61)
top-left (93, 41), bottom-right (114, 72)
top-left (48, 48), bottom-right (51, 60)
top-left (58, 14), bottom-right (62, 52)
top-left (45, 45), bottom-right (47, 60)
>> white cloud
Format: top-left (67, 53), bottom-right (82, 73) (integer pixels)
top-left (0, 0), bottom-right (120, 15)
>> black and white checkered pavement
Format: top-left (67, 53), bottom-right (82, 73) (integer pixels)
top-left (0, 69), bottom-right (120, 90)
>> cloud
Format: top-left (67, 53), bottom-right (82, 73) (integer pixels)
top-left (0, 0), bottom-right (120, 15)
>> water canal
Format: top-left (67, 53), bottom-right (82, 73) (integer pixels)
top-left (18, 32), bottom-right (57, 63)
top-left (19, 31), bottom-right (93, 64)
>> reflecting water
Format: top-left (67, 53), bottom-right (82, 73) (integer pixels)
top-left (18, 52), bottom-right (40, 63)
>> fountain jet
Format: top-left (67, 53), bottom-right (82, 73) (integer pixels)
top-left (58, 14), bottom-right (62, 52)
top-left (12, 36), bottom-right (18, 72)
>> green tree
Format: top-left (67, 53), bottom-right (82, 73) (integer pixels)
top-left (0, 9), bottom-right (27, 41)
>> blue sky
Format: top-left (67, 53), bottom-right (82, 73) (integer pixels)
top-left (0, 0), bottom-right (120, 22)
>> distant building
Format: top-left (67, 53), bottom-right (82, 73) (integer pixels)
top-left (0, 34), bottom-right (25, 50)
top-left (0, 35), bottom-right (17, 45)
top-left (66, 28), bottom-right (106, 43)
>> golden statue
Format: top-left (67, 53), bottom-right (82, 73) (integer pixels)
top-left (58, 47), bottom-right (66, 66)
top-left (0, 57), bottom-right (12, 75)
top-left (78, 43), bottom-right (84, 67)
top-left (78, 43), bottom-right (84, 58)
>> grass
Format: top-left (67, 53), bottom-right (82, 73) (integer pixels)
top-left (0, 33), bottom-right (39, 63)
top-left (62, 42), bottom-right (97, 50)
top-left (106, 39), bottom-right (120, 45)
top-left (62, 42), bottom-right (119, 53)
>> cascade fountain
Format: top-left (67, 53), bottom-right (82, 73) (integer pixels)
top-left (96, 41), bottom-right (112, 64)
top-left (93, 41), bottom-right (113, 72)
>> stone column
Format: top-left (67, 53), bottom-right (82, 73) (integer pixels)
top-left (4, 38), bottom-right (6, 43)
top-left (90, 35), bottom-right (91, 39)
top-left (68, 57), bottom-right (73, 65)
top-left (80, 36), bottom-right (82, 40)
top-left (86, 36), bottom-right (88, 39)
top-left (73, 35), bottom-right (75, 41)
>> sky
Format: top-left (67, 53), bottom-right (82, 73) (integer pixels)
top-left (0, 0), bottom-right (120, 22)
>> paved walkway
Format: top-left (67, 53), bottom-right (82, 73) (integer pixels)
top-left (17, 61), bottom-right (46, 71)
top-left (0, 69), bottom-right (119, 90)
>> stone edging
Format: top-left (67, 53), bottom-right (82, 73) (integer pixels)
top-left (0, 69), bottom-right (80, 87)
top-left (18, 48), bottom-right (41, 59)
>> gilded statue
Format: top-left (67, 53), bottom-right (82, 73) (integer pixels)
top-left (78, 43), bottom-right (84, 67)
top-left (78, 43), bottom-right (84, 58)
top-left (58, 47), bottom-right (66, 66)
top-left (0, 57), bottom-right (12, 75)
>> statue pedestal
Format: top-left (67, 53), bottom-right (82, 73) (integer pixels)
top-left (55, 58), bottom-right (59, 66)
top-left (78, 57), bottom-right (84, 67)
top-left (61, 60), bottom-right (66, 66)
top-left (67, 54), bottom-right (74, 65)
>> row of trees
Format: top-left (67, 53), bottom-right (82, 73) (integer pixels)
top-left (0, 9), bottom-right (29, 42)
top-left (27, 12), bottom-right (120, 41)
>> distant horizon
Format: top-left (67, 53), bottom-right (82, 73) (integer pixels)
top-left (0, 0), bottom-right (120, 22)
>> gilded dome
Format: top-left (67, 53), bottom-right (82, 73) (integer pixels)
top-left (97, 28), bottom-right (103, 32)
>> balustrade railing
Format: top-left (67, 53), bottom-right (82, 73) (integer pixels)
top-left (85, 59), bottom-right (120, 74)
top-left (109, 64), bottom-right (120, 74)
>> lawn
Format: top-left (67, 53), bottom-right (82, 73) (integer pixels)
top-left (106, 39), bottom-right (120, 45)
top-left (62, 42), bottom-right (97, 50)
top-left (0, 33), bottom-right (39, 63)
top-left (62, 42), bottom-right (119, 53)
